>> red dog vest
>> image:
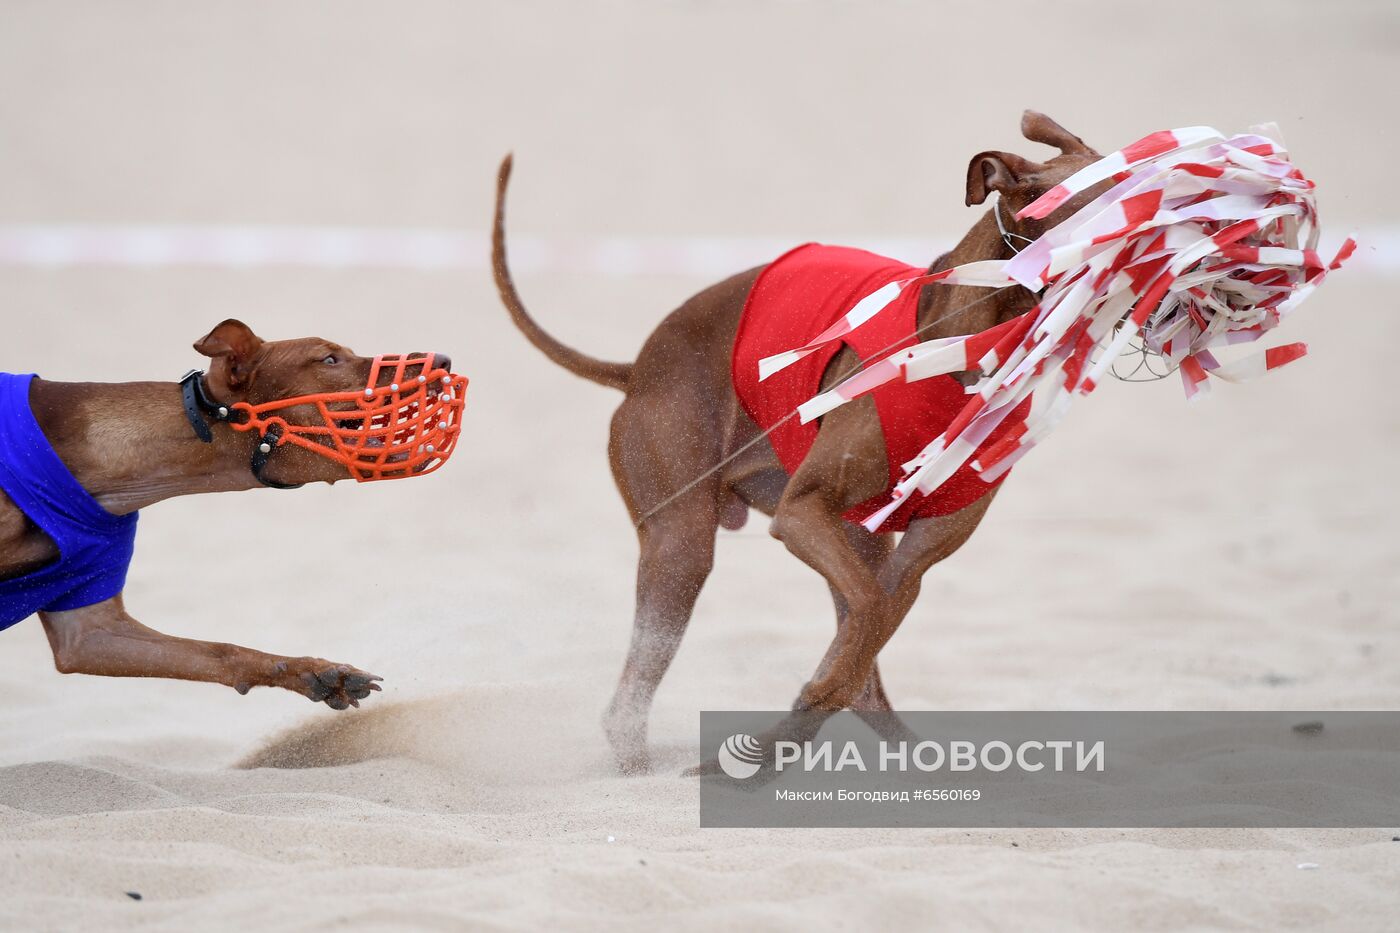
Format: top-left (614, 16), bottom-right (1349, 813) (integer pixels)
top-left (732, 244), bottom-right (1030, 531)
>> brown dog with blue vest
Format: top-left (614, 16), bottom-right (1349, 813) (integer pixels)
top-left (0, 320), bottom-right (463, 709)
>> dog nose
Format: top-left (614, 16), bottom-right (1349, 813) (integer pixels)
top-left (431, 353), bottom-right (452, 373)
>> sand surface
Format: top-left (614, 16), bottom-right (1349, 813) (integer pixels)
top-left (1, 2), bottom-right (1398, 929)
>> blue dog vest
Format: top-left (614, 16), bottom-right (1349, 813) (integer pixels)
top-left (0, 373), bottom-right (138, 631)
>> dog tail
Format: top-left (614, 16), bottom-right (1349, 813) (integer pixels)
top-left (492, 154), bottom-right (633, 392)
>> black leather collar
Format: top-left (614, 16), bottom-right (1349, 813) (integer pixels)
top-left (178, 370), bottom-right (302, 489)
top-left (180, 369), bottom-right (233, 442)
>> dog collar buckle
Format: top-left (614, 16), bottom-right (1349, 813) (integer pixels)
top-left (180, 370), bottom-right (218, 443)
top-left (180, 369), bottom-right (237, 439)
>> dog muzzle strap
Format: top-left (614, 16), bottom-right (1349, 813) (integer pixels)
top-left (179, 355), bottom-right (468, 484)
top-left (180, 369), bottom-right (304, 488)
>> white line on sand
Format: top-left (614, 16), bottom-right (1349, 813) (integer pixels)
top-left (0, 225), bottom-right (1392, 277)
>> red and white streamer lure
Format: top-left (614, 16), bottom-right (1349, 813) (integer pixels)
top-left (758, 123), bottom-right (1356, 532)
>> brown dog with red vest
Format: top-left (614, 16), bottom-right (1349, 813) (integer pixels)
top-left (494, 111), bottom-right (1105, 773)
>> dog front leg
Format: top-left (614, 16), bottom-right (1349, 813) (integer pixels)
top-left (768, 397), bottom-right (900, 712)
top-left (825, 523), bottom-right (897, 712)
top-left (875, 495), bottom-right (998, 623)
top-left (772, 487), bottom-right (894, 712)
top-left (38, 595), bottom-right (381, 709)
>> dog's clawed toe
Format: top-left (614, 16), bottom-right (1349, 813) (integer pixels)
top-left (342, 671), bottom-right (382, 701)
top-left (294, 662), bottom-right (383, 709)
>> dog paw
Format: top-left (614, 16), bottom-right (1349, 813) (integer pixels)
top-left (683, 756), bottom-right (781, 788)
top-left (681, 759), bottom-right (724, 778)
top-left (295, 663), bottom-right (383, 709)
top-left (793, 678), bottom-right (855, 713)
top-left (602, 710), bottom-right (653, 776)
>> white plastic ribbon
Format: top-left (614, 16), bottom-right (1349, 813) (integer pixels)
top-left (757, 123), bottom-right (1355, 531)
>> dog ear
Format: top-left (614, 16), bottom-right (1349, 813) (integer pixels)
top-left (1020, 110), bottom-right (1093, 156)
top-left (965, 151), bottom-right (1044, 206)
top-left (194, 319), bottom-right (264, 392)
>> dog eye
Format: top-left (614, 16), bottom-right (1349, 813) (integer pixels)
top-left (321, 355), bottom-right (338, 365)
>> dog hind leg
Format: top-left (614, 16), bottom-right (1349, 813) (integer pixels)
top-left (603, 397), bottom-right (723, 775)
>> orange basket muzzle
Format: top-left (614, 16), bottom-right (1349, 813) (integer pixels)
top-left (229, 354), bottom-right (467, 482)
